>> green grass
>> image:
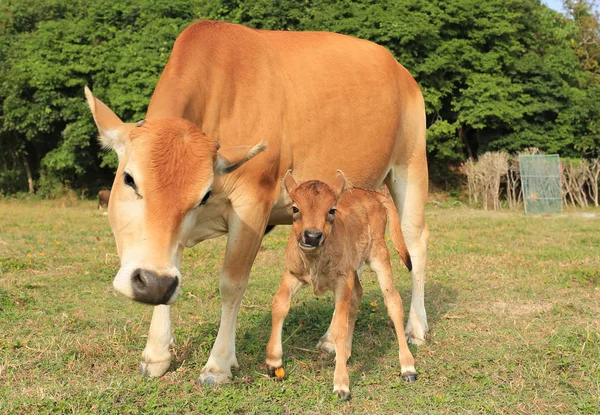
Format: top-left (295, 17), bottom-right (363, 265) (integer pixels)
top-left (0, 199), bottom-right (598, 414)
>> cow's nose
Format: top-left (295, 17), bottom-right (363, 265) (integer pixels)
top-left (131, 269), bottom-right (178, 305)
top-left (303, 230), bottom-right (324, 247)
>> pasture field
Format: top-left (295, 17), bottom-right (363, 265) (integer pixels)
top-left (0, 199), bottom-right (598, 414)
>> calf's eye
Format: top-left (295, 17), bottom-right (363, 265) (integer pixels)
top-left (328, 208), bottom-right (336, 216)
top-left (292, 206), bottom-right (299, 214)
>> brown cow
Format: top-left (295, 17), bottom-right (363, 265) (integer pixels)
top-left (266, 171), bottom-right (416, 399)
top-left (85, 20), bottom-right (429, 385)
top-left (98, 189), bottom-right (110, 210)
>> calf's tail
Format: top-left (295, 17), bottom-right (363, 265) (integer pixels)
top-left (373, 192), bottom-right (412, 272)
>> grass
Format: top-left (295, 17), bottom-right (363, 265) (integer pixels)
top-left (0, 199), bottom-right (598, 414)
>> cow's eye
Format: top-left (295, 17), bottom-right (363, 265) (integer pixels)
top-left (328, 208), bottom-right (336, 216)
top-left (200, 190), bottom-right (212, 206)
top-left (124, 172), bottom-right (136, 190)
top-left (292, 206), bottom-right (299, 214)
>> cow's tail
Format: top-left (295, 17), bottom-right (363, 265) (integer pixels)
top-left (373, 191), bottom-right (412, 272)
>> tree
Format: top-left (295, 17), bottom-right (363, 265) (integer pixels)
top-left (1, 0), bottom-right (599, 195)
top-left (565, 0), bottom-right (600, 74)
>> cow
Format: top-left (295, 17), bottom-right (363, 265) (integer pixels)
top-left (85, 20), bottom-right (429, 385)
top-left (98, 189), bottom-right (111, 210)
top-left (265, 171), bottom-right (416, 399)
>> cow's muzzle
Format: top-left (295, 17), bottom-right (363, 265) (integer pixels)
top-left (131, 269), bottom-right (179, 305)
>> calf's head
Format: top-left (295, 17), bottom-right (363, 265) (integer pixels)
top-left (85, 87), bottom-right (265, 305)
top-left (283, 170), bottom-right (346, 252)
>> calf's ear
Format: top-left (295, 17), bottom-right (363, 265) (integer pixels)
top-left (332, 170), bottom-right (346, 199)
top-left (214, 142), bottom-right (267, 175)
top-left (283, 170), bottom-right (298, 195)
top-left (84, 86), bottom-right (134, 159)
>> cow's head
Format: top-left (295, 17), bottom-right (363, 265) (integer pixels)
top-left (85, 87), bottom-right (265, 305)
top-left (283, 170), bottom-right (346, 252)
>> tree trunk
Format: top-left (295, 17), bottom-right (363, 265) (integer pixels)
top-left (458, 126), bottom-right (474, 159)
top-left (22, 156), bottom-right (33, 193)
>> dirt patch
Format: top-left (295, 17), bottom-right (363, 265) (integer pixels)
top-left (564, 212), bottom-right (598, 219)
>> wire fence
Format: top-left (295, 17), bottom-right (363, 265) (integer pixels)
top-left (518, 154), bottom-right (562, 214)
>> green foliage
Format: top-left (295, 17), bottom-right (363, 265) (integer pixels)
top-left (0, 0), bottom-right (212, 195)
top-left (1, 0), bottom-right (600, 195)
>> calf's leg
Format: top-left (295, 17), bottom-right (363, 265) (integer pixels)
top-left (330, 271), bottom-right (355, 400)
top-left (318, 268), bottom-right (363, 355)
top-left (370, 247), bottom-right (417, 382)
top-left (266, 270), bottom-right (304, 376)
top-left (344, 272), bottom-right (362, 356)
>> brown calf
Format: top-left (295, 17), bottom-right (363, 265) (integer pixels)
top-left (98, 189), bottom-right (111, 210)
top-left (266, 171), bottom-right (417, 400)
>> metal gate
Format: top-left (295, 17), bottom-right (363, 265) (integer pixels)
top-left (518, 154), bottom-right (562, 214)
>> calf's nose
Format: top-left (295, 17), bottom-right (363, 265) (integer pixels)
top-left (303, 229), bottom-right (324, 247)
top-left (131, 269), bottom-right (178, 305)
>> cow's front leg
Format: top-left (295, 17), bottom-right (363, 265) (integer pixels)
top-left (140, 305), bottom-right (173, 377)
top-left (198, 204), bottom-right (269, 385)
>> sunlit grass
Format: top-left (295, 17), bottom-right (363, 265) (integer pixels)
top-left (0, 199), bottom-right (598, 414)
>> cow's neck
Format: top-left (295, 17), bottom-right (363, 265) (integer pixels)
top-left (146, 83), bottom-right (202, 123)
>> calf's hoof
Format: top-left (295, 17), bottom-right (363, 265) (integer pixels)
top-left (197, 371), bottom-right (232, 386)
top-left (401, 371), bottom-right (418, 383)
top-left (139, 359), bottom-right (171, 377)
top-left (267, 366), bottom-right (286, 381)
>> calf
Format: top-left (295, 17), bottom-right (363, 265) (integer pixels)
top-left (266, 171), bottom-right (417, 400)
top-left (98, 189), bottom-right (110, 210)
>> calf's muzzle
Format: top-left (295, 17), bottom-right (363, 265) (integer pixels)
top-left (131, 269), bottom-right (179, 305)
top-left (301, 229), bottom-right (324, 248)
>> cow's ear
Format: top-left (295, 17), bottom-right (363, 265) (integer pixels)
top-left (84, 86), bottom-right (134, 158)
top-left (332, 170), bottom-right (346, 200)
top-left (214, 142), bottom-right (267, 175)
top-left (283, 170), bottom-right (297, 195)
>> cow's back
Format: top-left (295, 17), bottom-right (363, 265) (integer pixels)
top-left (147, 21), bottom-right (424, 193)
top-left (260, 30), bottom-right (422, 188)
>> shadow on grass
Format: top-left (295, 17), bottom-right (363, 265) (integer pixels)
top-left (169, 280), bottom-right (455, 381)
top-left (167, 279), bottom-right (455, 385)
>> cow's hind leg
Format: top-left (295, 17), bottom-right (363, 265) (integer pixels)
top-left (385, 159), bottom-right (429, 345)
top-left (139, 305), bottom-right (173, 377)
top-left (198, 204), bottom-right (270, 385)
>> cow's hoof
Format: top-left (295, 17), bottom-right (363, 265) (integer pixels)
top-left (336, 389), bottom-right (351, 401)
top-left (317, 337), bottom-right (336, 354)
top-left (406, 335), bottom-right (426, 346)
top-left (401, 372), bottom-right (418, 383)
top-left (405, 322), bottom-right (428, 345)
top-left (197, 371), bottom-right (232, 386)
top-left (267, 366), bottom-right (285, 381)
top-left (139, 359), bottom-right (170, 377)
